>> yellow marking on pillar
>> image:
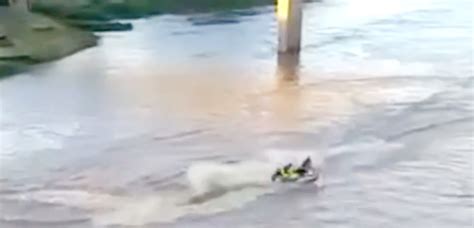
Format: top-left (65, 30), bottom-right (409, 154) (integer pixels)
top-left (277, 0), bottom-right (290, 20)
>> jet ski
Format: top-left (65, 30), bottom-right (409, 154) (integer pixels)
top-left (271, 157), bottom-right (319, 183)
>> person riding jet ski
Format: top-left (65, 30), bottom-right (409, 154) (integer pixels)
top-left (271, 157), bottom-right (319, 183)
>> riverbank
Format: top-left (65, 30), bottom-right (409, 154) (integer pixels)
top-left (0, 0), bottom-right (278, 77)
top-left (0, 7), bottom-right (97, 78)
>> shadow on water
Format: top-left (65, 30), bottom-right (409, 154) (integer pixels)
top-left (186, 183), bottom-right (268, 205)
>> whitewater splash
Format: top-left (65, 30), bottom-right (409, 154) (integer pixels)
top-left (187, 148), bottom-right (323, 198)
top-left (186, 160), bottom-right (274, 201)
top-left (2, 149), bottom-right (323, 226)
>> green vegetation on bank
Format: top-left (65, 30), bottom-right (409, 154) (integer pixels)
top-left (30, 0), bottom-right (276, 32)
top-left (33, 0), bottom-right (275, 21)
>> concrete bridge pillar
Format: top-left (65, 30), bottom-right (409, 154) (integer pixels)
top-left (277, 0), bottom-right (303, 54)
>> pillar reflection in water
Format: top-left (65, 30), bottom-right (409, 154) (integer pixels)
top-left (277, 52), bottom-right (300, 83)
top-left (267, 52), bottom-right (302, 130)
